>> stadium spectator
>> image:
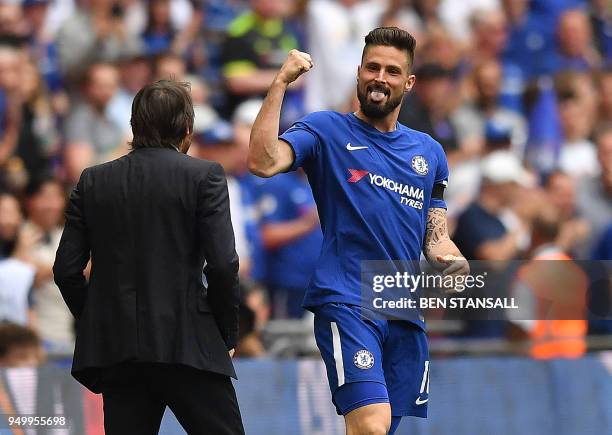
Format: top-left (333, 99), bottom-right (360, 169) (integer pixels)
top-left (439, 0), bottom-right (500, 43)
top-left (589, 0), bottom-right (612, 61)
top-left (220, 0), bottom-right (299, 117)
top-left (0, 44), bottom-right (24, 190)
top-left (22, 177), bottom-right (74, 353)
top-left (305, 0), bottom-right (384, 112)
top-left (231, 99), bottom-right (267, 282)
top-left (193, 104), bottom-right (265, 283)
top-left (444, 120), bottom-right (514, 221)
top-left (15, 58), bottom-right (57, 179)
top-left (469, 8), bottom-right (533, 113)
top-left (153, 50), bottom-right (186, 80)
top-left (140, 0), bottom-right (202, 57)
top-left (452, 59), bottom-right (528, 158)
top-left (42, 0), bottom-right (75, 39)
top-left (187, 75), bottom-right (225, 146)
top-left (417, 26), bottom-right (464, 75)
top-left (0, 193), bottom-right (35, 327)
top-left (468, 8), bottom-right (509, 64)
top-left (194, 118), bottom-right (256, 278)
top-left (141, 0), bottom-right (176, 56)
top-left (510, 205), bottom-right (588, 359)
top-left (552, 9), bottom-right (602, 73)
top-left (453, 151), bottom-right (531, 261)
top-left (0, 323), bottom-right (44, 367)
top-left (381, 0), bottom-right (442, 41)
top-left (202, 0), bottom-right (249, 32)
top-left (543, 171), bottom-right (590, 255)
top-left (107, 54), bottom-right (152, 138)
top-left (22, 0), bottom-right (64, 95)
top-left (576, 123), bottom-right (612, 256)
top-left (512, 2), bottom-right (596, 78)
top-left (62, 62), bottom-right (122, 185)
top-left (0, 50), bottom-right (56, 192)
top-left (555, 72), bottom-right (600, 178)
top-left (595, 68), bottom-right (612, 126)
top-left (399, 63), bottom-right (459, 153)
top-left (257, 170), bottom-right (323, 319)
top-left (56, 0), bottom-right (142, 76)
top-left (501, 0), bottom-right (542, 79)
top-left (123, 0), bottom-right (201, 46)
top-left (453, 151), bottom-right (535, 339)
top-left (0, 3), bottom-right (28, 39)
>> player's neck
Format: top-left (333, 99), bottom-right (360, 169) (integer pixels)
top-left (354, 110), bottom-right (398, 133)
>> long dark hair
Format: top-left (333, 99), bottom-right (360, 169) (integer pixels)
top-left (130, 80), bottom-right (194, 150)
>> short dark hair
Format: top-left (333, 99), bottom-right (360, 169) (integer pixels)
top-left (24, 175), bottom-right (63, 198)
top-left (0, 323), bottom-right (40, 359)
top-left (130, 80), bottom-right (194, 150)
top-left (362, 27), bottom-right (417, 69)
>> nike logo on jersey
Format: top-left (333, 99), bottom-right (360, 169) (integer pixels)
top-left (346, 143), bottom-right (368, 151)
top-left (415, 396), bottom-right (428, 405)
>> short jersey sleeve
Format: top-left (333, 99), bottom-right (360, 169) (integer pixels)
top-left (429, 138), bottom-right (449, 210)
top-left (279, 114), bottom-right (322, 171)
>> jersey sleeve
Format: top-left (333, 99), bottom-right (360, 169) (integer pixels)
top-left (429, 139), bottom-right (449, 210)
top-left (279, 113), bottom-right (322, 171)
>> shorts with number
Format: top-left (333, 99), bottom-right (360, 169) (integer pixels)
top-left (313, 303), bottom-right (429, 417)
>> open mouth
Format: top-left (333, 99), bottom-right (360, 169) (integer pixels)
top-left (367, 86), bottom-right (390, 103)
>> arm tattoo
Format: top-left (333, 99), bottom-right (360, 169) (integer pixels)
top-left (425, 207), bottom-right (449, 251)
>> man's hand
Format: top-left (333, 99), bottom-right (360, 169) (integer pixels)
top-left (435, 254), bottom-right (470, 276)
top-left (276, 50), bottom-right (313, 86)
top-left (436, 255), bottom-right (470, 293)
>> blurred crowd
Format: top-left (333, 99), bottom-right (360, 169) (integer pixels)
top-left (0, 0), bottom-right (610, 366)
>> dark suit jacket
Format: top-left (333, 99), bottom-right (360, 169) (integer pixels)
top-left (53, 147), bottom-right (240, 392)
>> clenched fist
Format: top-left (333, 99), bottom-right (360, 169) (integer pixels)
top-left (276, 49), bottom-right (313, 85)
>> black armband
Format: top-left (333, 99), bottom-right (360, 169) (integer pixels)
top-left (432, 182), bottom-right (446, 200)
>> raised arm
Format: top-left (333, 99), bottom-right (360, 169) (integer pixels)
top-left (424, 207), bottom-right (469, 276)
top-left (247, 50), bottom-right (313, 178)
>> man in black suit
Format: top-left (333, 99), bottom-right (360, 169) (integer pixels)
top-left (53, 80), bottom-right (245, 435)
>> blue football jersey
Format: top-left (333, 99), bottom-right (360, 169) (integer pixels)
top-left (280, 111), bottom-right (449, 326)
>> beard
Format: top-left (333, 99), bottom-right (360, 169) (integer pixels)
top-left (357, 83), bottom-right (404, 119)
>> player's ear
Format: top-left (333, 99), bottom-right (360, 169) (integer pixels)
top-left (357, 65), bottom-right (361, 81)
top-left (404, 74), bottom-right (416, 93)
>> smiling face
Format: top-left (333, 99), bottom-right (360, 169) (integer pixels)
top-left (357, 45), bottom-right (415, 119)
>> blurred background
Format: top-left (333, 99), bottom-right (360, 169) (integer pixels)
top-left (0, 0), bottom-right (610, 434)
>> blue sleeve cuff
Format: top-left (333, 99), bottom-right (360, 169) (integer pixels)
top-left (279, 126), bottom-right (318, 171)
top-left (429, 199), bottom-right (447, 210)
